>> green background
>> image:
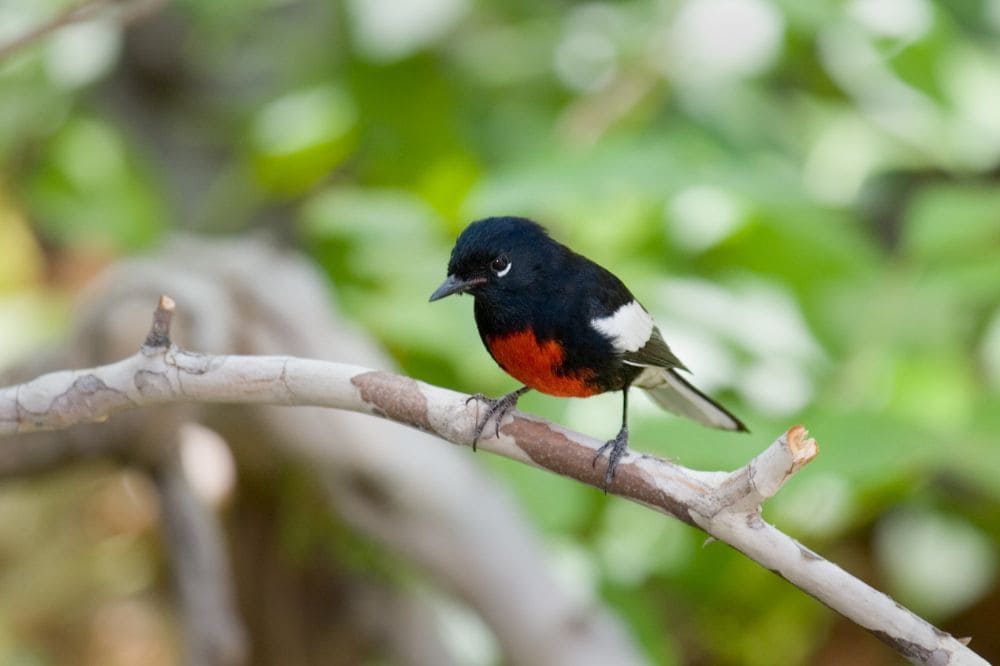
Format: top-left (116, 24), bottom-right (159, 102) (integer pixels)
top-left (0, 0), bottom-right (998, 664)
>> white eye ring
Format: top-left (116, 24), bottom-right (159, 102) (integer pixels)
top-left (491, 255), bottom-right (512, 277)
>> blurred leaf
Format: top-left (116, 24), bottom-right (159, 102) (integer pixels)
top-left (887, 353), bottom-right (974, 430)
top-left (347, 55), bottom-right (466, 186)
top-left (27, 118), bottom-right (166, 251)
top-left (251, 85), bottom-right (359, 195)
top-left (0, 202), bottom-right (43, 291)
top-left (0, 291), bottom-right (68, 369)
top-left (876, 508), bottom-right (997, 620)
top-left (903, 184), bottom-right (1000, 263)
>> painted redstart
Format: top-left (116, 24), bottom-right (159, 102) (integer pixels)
top-left (430, 216), bottom-right (747, 487)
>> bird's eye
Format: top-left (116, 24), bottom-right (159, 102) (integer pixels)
top-left (491, 255), bottom-right (512, 277)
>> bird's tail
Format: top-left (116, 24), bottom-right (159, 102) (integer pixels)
top-left (636, 368), bottom-right (748, 432)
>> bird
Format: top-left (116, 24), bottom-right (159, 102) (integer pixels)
top-left (429, 216), bottom-right (747, 487)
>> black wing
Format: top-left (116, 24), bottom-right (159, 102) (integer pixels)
top-left (622, 326), bottom-right (688, 371)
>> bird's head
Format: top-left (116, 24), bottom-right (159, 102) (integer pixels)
top-left (429, 216), bottom-right (554, 302)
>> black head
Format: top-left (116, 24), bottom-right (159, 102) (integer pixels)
top-left (429, 216), bottom-right (557, 302)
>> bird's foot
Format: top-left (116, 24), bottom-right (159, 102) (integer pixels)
top-left (466, 387), bottom-right (528, 450)
top-left (592, 425), bottom-right (629, 490)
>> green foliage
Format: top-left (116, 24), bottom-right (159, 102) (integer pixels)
top-left (27, 117), bottom-right (166, 250)
top-left (250, 85), bottom-right (359, 195)
top-left (1, 0), bottom-right (999, 664)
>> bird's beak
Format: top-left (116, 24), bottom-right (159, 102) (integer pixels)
top-left (429, 274), bottom-right (483, 301)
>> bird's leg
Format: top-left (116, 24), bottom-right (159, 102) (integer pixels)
top-left (593, 386), bottom-right (630, 489)
top-left (466, 386), bottom-right (531, 450)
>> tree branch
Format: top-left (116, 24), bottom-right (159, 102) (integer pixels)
top-left (0, 296), bottom-right (987, 666)
top-left (153, 450), bottom-right (248, 666)
top-left (4, 237), bottom-right (646, 665)
top-left (0, 0), bottom-right (168, 62)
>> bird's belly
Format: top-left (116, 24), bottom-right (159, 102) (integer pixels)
top-left (485, 330), bottom-right (600, 397)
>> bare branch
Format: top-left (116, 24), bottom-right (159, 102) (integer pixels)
top-left (0, 0), bottom-right (168, 62)
top-left (153, 452), bottom-right (248, 666)
top-left (4, 236), bottom-right (645, 665)
top-left (0, 297), bottom-right (988, 666)
top-left (144, 294), bottom-right (176, 349)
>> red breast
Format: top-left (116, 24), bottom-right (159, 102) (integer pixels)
top-left (485, 329), bottom-right (599, 397)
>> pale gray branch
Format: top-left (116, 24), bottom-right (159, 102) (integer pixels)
top-left (7, 236), bottom-right (644, 666)
top-left (0, 296), bottom-right (986, 666)
top-left (153, 451), bottom-right (248, 666)
top-left (0, 0), bottom-right (168, 62)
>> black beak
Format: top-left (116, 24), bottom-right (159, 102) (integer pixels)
top-left (429, 275), bottom-right (483, 302)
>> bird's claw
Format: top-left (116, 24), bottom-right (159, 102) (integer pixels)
top-left (592, 425), bottom-right (629, 491)
top-left (466, 389), bottom-right (525, 450)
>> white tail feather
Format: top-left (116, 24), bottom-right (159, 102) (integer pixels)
top-left (635, 368), bottom-right (746, 431)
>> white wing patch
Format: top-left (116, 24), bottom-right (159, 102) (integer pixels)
top-left (590, 300), bottom-right (654, 353)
